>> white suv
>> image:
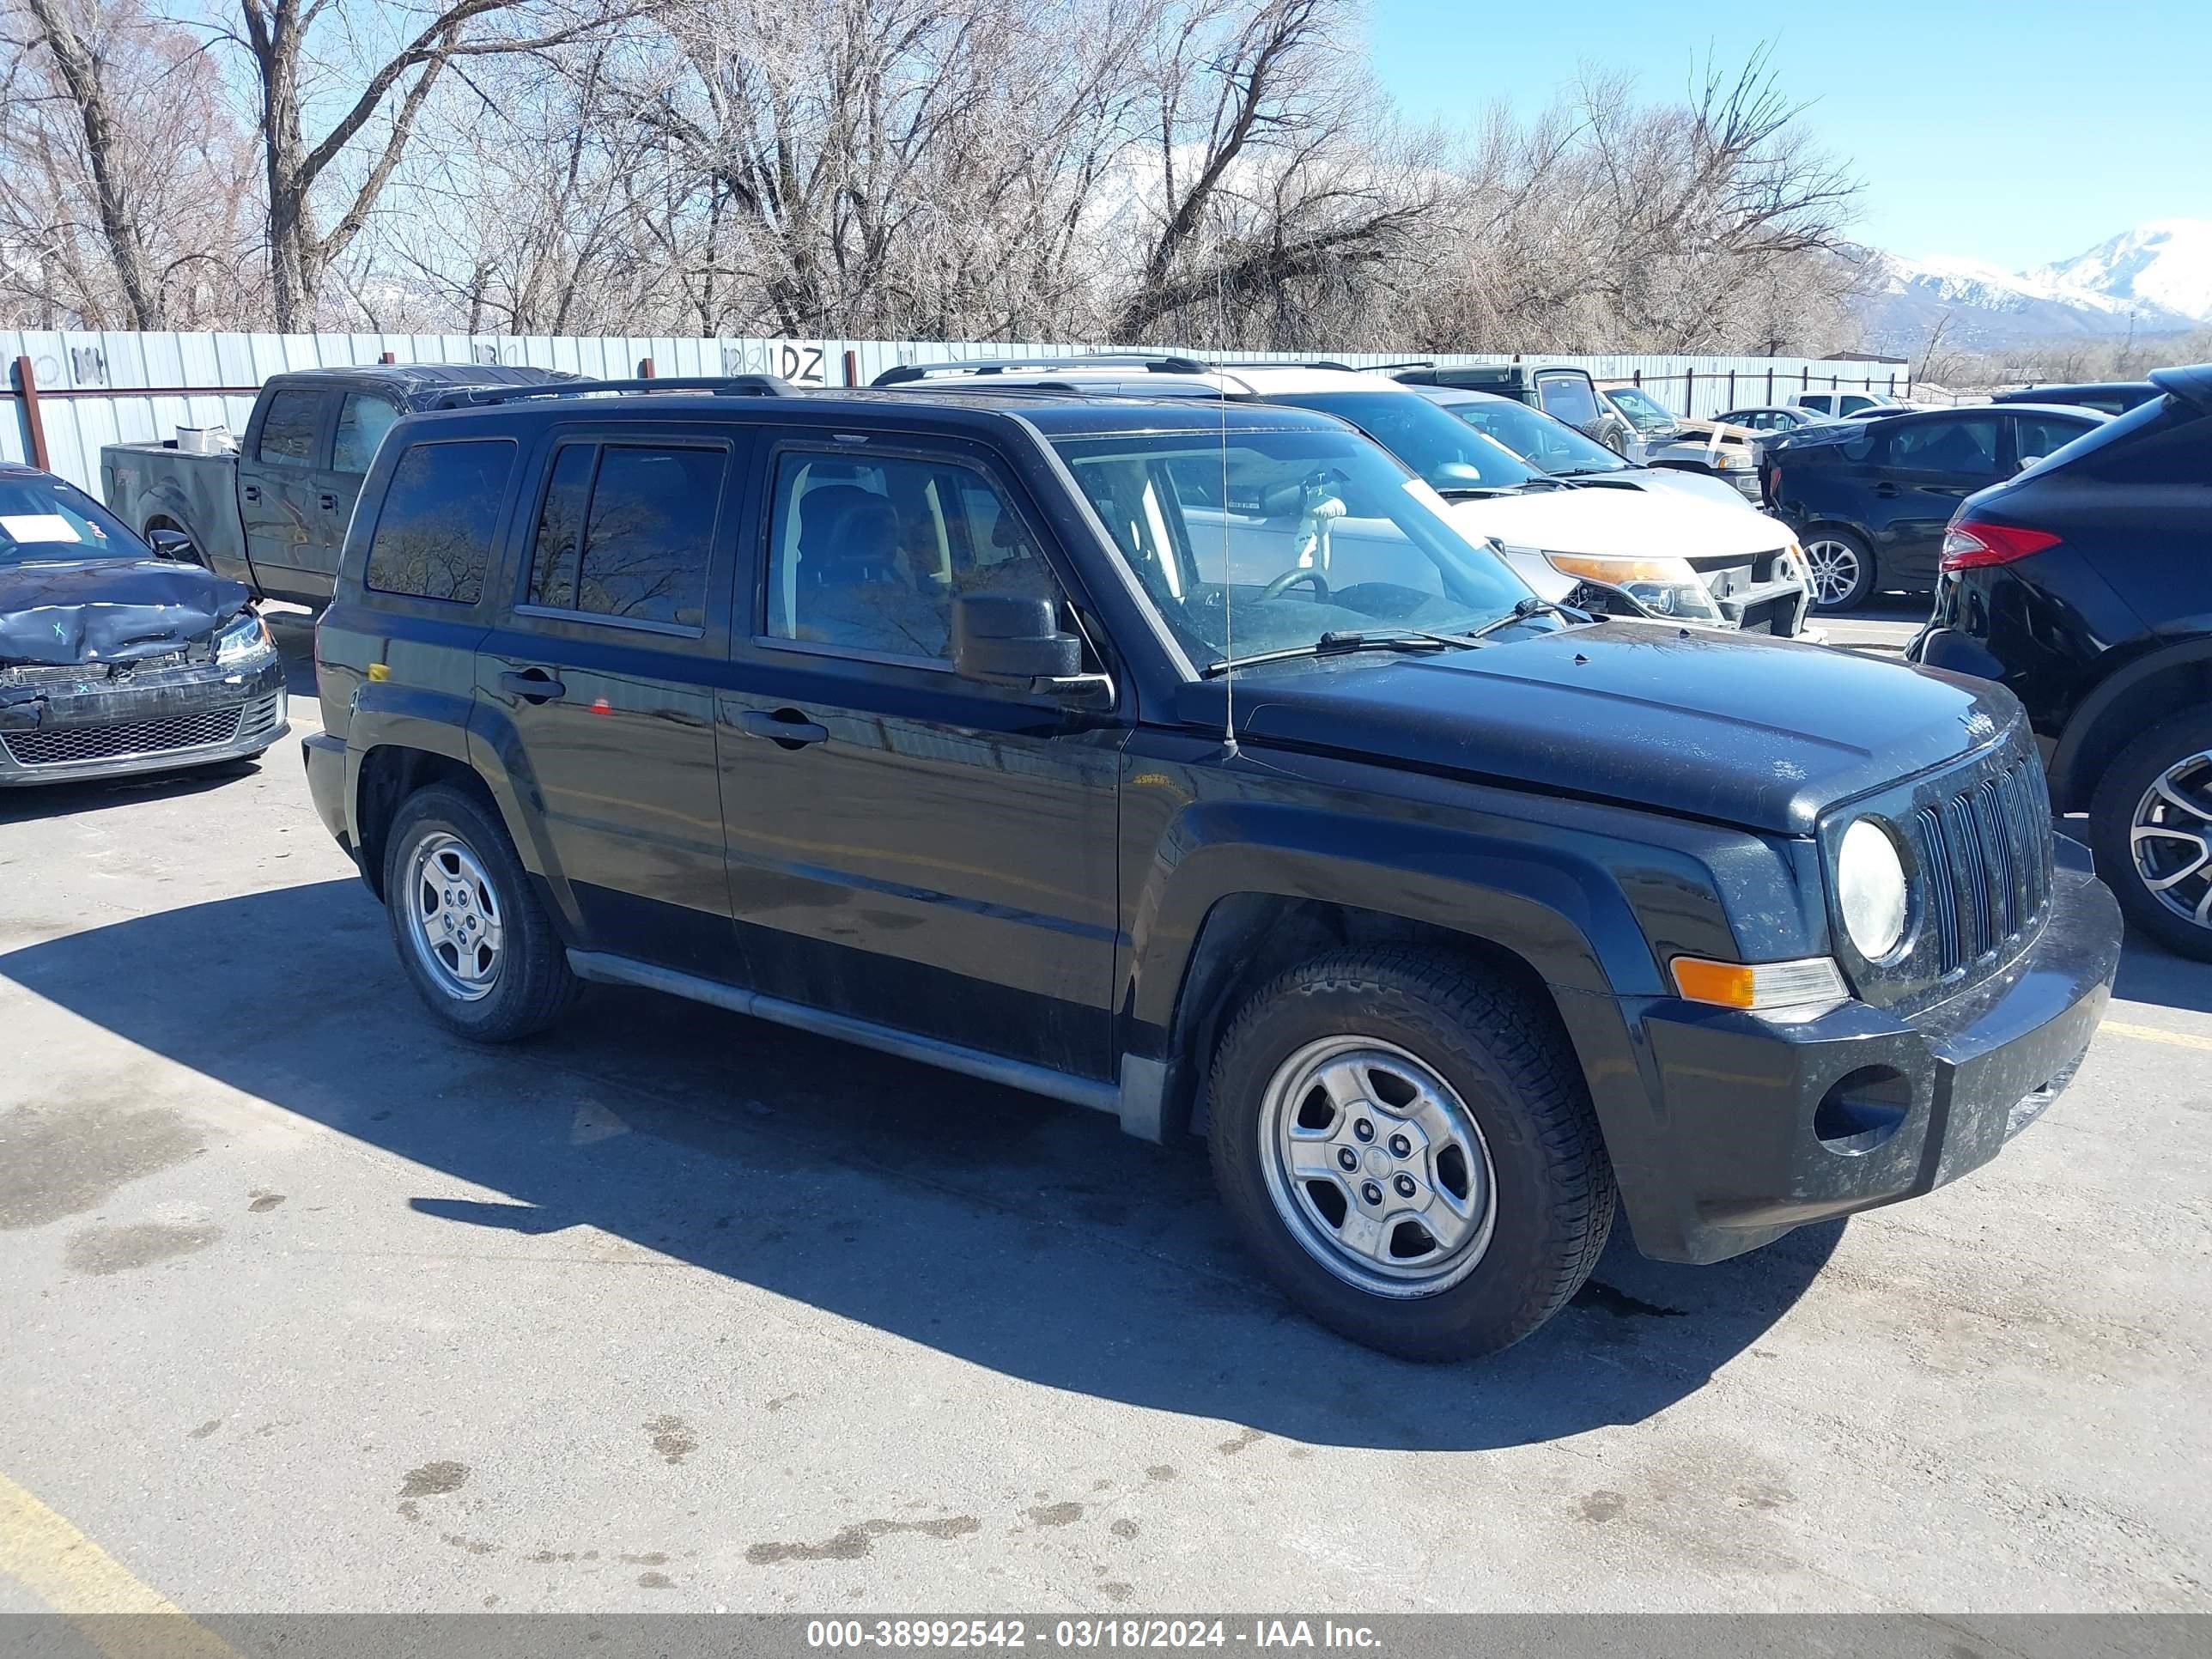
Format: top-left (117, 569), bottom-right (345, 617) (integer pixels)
top-left (1791, 389), bottom-right (1906, 418)
top-left (876, 357), bottom-right (1815, 636)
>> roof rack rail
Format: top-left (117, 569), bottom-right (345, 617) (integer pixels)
top-left (871, 354), bottom-right (1206, 387)
top-left (431, 374), bottom-right (796, 408)
top-left (1365, 360), bottom-right (1436, 373)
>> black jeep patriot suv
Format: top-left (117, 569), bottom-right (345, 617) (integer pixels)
top-left (303, 378), bottom-right (2123, 1360)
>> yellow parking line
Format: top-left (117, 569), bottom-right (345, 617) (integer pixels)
top-left (0, 1470), bottom-right (240, 1658)
top-left (2103, 1019), bottom-right (2212, 1054)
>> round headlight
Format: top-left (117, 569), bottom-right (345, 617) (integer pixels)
top-left (1838, 818), bottom-right (1907, 959)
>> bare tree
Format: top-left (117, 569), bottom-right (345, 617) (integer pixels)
top-left (215, 0), bottom-right (617, 328)
top-left (0, 0), bottom-right (261, 326)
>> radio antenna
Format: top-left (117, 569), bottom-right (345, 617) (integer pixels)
top-left (1216, 275), bottom-right (1237, 758)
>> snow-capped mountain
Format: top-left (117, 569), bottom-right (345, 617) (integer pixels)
top-left (1861, 219), bottom-right (2212, 350)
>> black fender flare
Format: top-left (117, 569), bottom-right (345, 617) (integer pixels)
top-left (2048, 635), bottom-right (2212, 809)
top-left (1123, 799), bottom-right (1658, 1050)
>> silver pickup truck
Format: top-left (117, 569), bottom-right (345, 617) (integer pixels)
top-left (102, 364), bottom-right (574, 605)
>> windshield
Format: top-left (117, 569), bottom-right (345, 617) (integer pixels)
top-left (1261, 392), bottom-right (1543, 491)
top-left (1051, 427), bottom-right (1534, 665)
top-left (1437, 398), bottom-right (1632, 475)
top-left (0, 474), bottom-right (141, 567)
top-left (1603, 386), bottom-right (1675, 430)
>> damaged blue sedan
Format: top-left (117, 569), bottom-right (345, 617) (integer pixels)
top-left (0, 463), bottom-right (287, 787)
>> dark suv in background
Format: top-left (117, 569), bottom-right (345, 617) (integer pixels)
top-left (1764, 404), bottom-right (2108, 610)
top-left (301, 377), bottom-right (2119, 1361)
top-left (1911, 364), bottom-right (2212, 960)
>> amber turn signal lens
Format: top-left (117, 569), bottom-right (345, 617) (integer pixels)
top-left (1670, 956), bottom-right (1849, 1011)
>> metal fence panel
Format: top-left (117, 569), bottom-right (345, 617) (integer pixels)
top-left (3, 328), bottom-right (1912, 493)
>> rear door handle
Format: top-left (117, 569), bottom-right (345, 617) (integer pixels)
top-left (738, 708), bottom-right (829, 747)
top-left (242, 483), bottom-right (261, 502)
top-left (1873, 482), bottom-right (1899, 497)
top-left (498, 669), bottom-right (567, 703)
top-left (319, 492), bottom-right (337, 511)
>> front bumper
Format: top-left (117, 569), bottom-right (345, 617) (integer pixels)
top-left (1608, 846), bottom-right (2120, 1264)
top-left (0, 653), bottom-right (287, 787)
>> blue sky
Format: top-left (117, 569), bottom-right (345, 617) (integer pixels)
top-left (1366, 0), bottom-right (2212, 271)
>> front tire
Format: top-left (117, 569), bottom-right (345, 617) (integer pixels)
top-left (2091, 710), bottom-right (2212, 962)
top-left (1803, 528), bottom-right (1875, 611)
top-left (383, 782), bottom-right (581, 1041)
top-left (1206, 948), bottom-right (1615, 1361)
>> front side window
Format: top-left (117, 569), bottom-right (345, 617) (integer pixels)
top-left (1603, 386), bottom-right (1674, 431)
top-left (256, 389), bottom-right (324, 467)
top-left (523, 443), bottom-right (725, 629)
top-left (2013, 414), bottom-right (2095, 470)
top-left (1534, 375), bottom-right (1601, 427)
top-left (363, 440), bottom-right (515, 604)
top-left (333, 395), bottom-right (402, 474)
top-left (1437, 397), bottom-right (1630, 476)
top-left (763, 450), bottom-right (1060, 665)
top-left (1264, 392), bottom-right (1539, 491)
top-left (1887, 416), bottom-right (1999, 477)
top-left (1052, 426), bottom-right (1532, 667)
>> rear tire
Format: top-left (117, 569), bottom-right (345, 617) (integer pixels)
top-left (383, 782), bottom-right (582, 1041)
top-left (1206, 948), bottom-right (1615, 1361)
top-left (1803, 528), bottom-right (1875, 611)
top-left (2090, 709), bottom-right (2212, 963)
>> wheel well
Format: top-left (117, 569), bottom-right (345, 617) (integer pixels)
top-left (2058, 655), bottom-right (2212, 812)
top-left (1169, 896), bottom-right (1560, 1137)
top-left (354, 746), bottom-right (490, 899)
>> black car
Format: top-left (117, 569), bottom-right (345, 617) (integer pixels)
top-left (1910, 364), bottom-right (2212, 960)
top-left (1992, 382), bottom-right (2163, 417)
top-left (302, 378), bottom-right (2119, 1361)
top-left (1764, 403), bottom-right (2109, 611)
top-left (0, 464), bottom-right (287, 787)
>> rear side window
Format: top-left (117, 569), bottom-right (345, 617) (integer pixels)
top-left (256, 389), bottom-right (324, 466)
top-left (1886, 416), bottom-right (1998, 477)
top-left (2013, 414), bottom-right (2095, 469)
top-left (524, 443), bottom-right (726, 629)
top-left (364, 439), bottom-right (516, 604)
top-left (332, 395), bottom-right (402, 474)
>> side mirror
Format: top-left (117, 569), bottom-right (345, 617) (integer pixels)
top-left (952, 592), bottom-right (1112, 707)
top-left (148, 527), bottom-right (197, 563)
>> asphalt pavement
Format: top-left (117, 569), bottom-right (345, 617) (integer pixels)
top-left (1, 612), bottom-right (2207, 1623)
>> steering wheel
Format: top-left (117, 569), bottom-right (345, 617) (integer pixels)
top-left (1260, 568), bottom-right (1330, 602)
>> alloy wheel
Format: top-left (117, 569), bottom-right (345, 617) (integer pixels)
top-left (2130, 750), bottom-right (2212, 933)
top-left (1804, 538), bottom-right (1863, 606)
top-left (403, 831), bottom-right (507, 1000)
top-left (1257, 1036), bottom-right (1497, 1298)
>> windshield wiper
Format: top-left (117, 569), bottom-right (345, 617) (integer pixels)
top-left (1202, 629), bottom-right (1467, 678)
top-left (1549, 465), bottom-right (1629, 478)
top-left (1430, 484), bottom-right (1519, 499)
top-left (1456, 595), bottom-right (1592, 645)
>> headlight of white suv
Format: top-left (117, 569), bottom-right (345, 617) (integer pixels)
top-left (1542, 553), bottom-right (1722, 623)
top-left (213, 610), bottom-right (276, 666)
top-left (1837, 817), bottom-right (1908, 959)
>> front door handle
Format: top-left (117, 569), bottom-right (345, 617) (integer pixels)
top-left (738, 708), bottom-right (829, 748)
top-left (242, 483), bottom-right (261, 502)
top-left (499, 668), bottom-right (567, 704)
top-left (319, 492), bottom-right (337, 511)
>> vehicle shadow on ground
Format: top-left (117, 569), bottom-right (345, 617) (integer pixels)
top-left (2112, 942), bottom-right (2212, 1017)
top-left (0, 878), bottom-right (1843, 1453)
top-left (0, 759), bottom-right (264, 823)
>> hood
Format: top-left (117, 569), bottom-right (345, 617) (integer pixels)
top-left (1195, 621), bottom-right (2021, 836)
top-left (1447, 486), bottom-right (1784, 561)
top-left (0, 558), bottom-right (251, 667)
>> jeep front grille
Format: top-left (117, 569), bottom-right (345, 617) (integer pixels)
top-left (2, 708), bottom-right (244, 768)
top-left (1911, 757), bottom-right (2054, 976)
